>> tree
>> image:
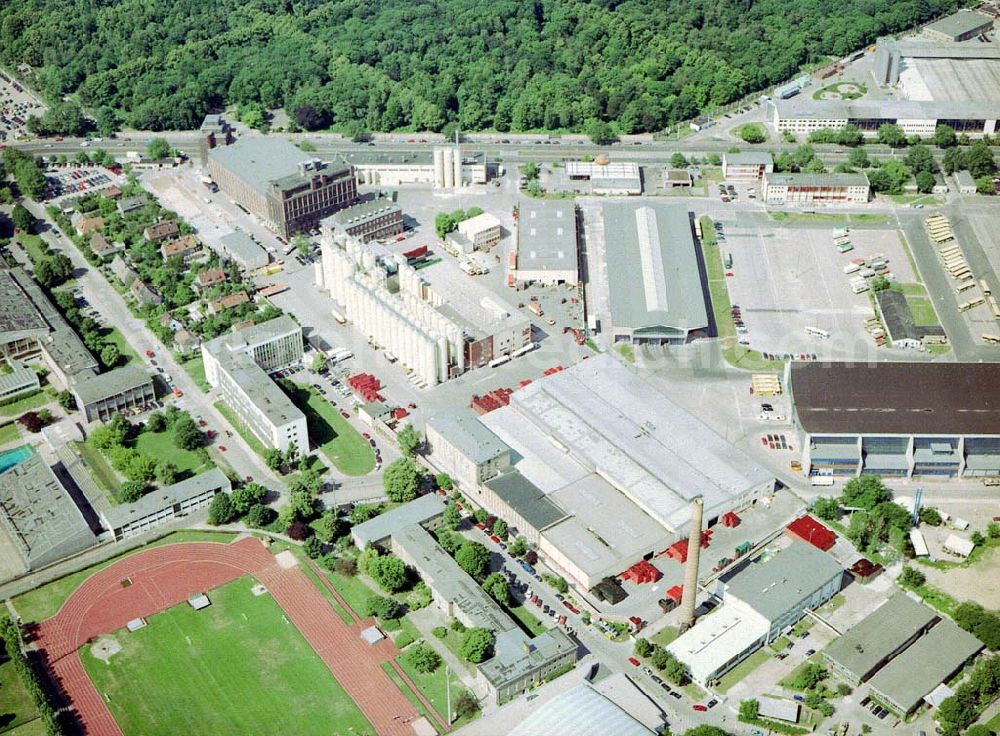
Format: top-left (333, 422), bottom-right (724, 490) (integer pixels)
top-left (966, 140), bottom-right (996, 178)
top-left (899, 566), bottom-right (926, 589)
top-left (919, 506), bottom-right (942, 526)
top-left (369, 554), bottom-right (407, 592)
top-left (972, 530), bottom-right (986, 546)
top-left (286, 519), bottom-right (311, 540)
top-left (905, 144), bottom-right (936, 175)
top-left (311, 353), bottom-right (327, 373)
top-left (942, 147), bottom-right (966, 175)
top-left (509, 536), bottom-right (528, 557)
top-left (17, 412), bottom-right (43, 433)
top-left (454, 692), bottom-right (479, 720)
top-left (988, 522), bottom-right (1000, 539)
top-left (435, 473), bottom-right (453, 491)
top-left (350, 503), bottom-right (383, 525)
top-left (397, 424), bottom-right (420, 457)
top-left (841, 475), bottom-right (892, 511)
top-left (682, 728), bottom-right (730, 736)
top-left (443, 504), bottom-right (462, 530)
top-left (976, 176), bottom-right (996, 195)
top-left (383, 457), bottom-right (419, 503)
top-left (848, 147), bottom-right (870, 169)
top-left (670, 152), bottom-right (688, 168)
top-left (11, 204), bottom-right (35, 233)
top-left (365, 595), bottom-right (403, 620)
top-left (521, 162), bottom-right (539, 181)
top-left (99, 343), bottom-right (120, 368)
top-left (482, 572), bottom-right (509, 605)
top-left (459, 627), bottom-right (493, 663)
top-left (246, 503), bottom-right (276, 528)
top-left (790, 662), bottom-right (827, 691)
top-left (173, 416), bottom-right (203, 450)
top-left (34, 254), bottom-right (74, 288)
top-left (304, 536), bottom-right (324, 559)
top-left (738, 124), bottom-right (765, 144)
top-left (147, 138), bottom-right (172, 161)
top-left (314, 510), bottom-right (345, 543)
top-left (869, 275), bottom-right (890, 292)
top-left (207, 493), bottom-right (235, 525)
top-left (811, 497), bottom-right (840, 521)
top-left (295, 105), bottom-right (330, 131)
top-left (119, 480), bottom-right (145, 503)
top-left (455, 540), bottom-right (490, 582)
top-left (738, 699), bottom-right (759, 720)
top-left (57, 390), bottom-right (76, 411)
top-left (155, 461), bottom-right (178, 486)
top-left (263, 448), bottom-right (283, 472)
top-left (877, 123), bottom-right (906, 147)
top-left (474, 508), bottom-right (488, 525)
top-left (146, 411), bottom-right (167, 432)
top-left (403, 643), bottom-right (441, 674)
top-left (915, 170), bottom-right (935, 194)
top-left (493, 518), bottom-right (508, 539)
top-left (289, 490), bottom-right (317, 521)
top-left (933, 124), bottom-right (957, 148)
top-left (283, 441), bottom-right (300, 472)
top-left (584, 118), bottom-right (614, 145)
top-left (634, 638), bottom-right (654, 658)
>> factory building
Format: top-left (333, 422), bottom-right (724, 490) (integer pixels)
top-left (722, 153), bottom-right (774, 182)
top-left (668, 541), bottom-right (843, 685)
top-left (762, 172), bottom-right (870, 205)
top-left (566, 160), bottom-right (642, 195)
top-left (425, 355), bottom-right (775, 589)
top-left (202, 316), bottom-right (307, 452)
top-left (923, 10), bottom-right (994, 42)
top-left (341, 147), bottom-right (487, 188)
top-left (602, 203), bottom-right (709, 345)
top-left (328, 199), bottom-right (404, 243)
top-left (207, 137), bottom-right (357, 238)
top-left (512, 200), bottom-right (579, 286)
top-left (791, 362), bottom-right (1000, 478)
top-left (317, 231), bottom-right (530, 387)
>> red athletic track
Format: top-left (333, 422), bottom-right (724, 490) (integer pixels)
top-left (34, 538), bottom-right (423, 736)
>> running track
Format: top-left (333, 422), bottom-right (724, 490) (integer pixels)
top-left (34, 538), bottom-right (424, 736)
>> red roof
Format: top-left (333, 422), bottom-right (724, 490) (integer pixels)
top-left (402, 245), bottom-right (428, 260)
top-left (786, 515), bottom-right (836, 551)
top-left (666, 585), bottom-right (684, 603)
top-left (620, 560), bottom-right (662, 584)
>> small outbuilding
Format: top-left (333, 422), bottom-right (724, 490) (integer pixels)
top-left (188, 593), bottom-right (211, 610)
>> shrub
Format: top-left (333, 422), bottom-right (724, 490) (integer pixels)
top-left (403, 643), bottom-right (442, 674)
top-left (286, 520), bottom-right (311, 540)
top-left (433, 626), bottom-right (448, 639)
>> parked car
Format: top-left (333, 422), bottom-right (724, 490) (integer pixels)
top-left (628, 657), bottom-right (640, 667)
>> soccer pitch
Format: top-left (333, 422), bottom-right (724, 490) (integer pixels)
top-left (81, 577), bottom-right (374, 736)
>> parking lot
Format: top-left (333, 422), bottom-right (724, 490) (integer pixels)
top-left (723, 223), bottom-right (918, 359)
top-left (44, 166), bottom-right (116, 200)
top-left (0, 70), bottom-right (45, 141)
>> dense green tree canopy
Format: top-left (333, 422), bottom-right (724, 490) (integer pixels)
top-left (0, 0), bottom-right (961, 133)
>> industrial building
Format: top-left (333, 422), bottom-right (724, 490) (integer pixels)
top-left (722, 152), bottom-right (774, 182)
top-left (0, 452), bottom-right (96, 574)
top-left (923, 10), bottom-right (994, 42)
top-left (566, 160), bottom-right (642, 195)
top-left (668, 541), bottom-right (843, 685)
top-left (874, 289), bottom-right (946, 349)
top-left (601, 203), bottom-right (709, 345)
top-left (100, 468), bottom-right (232, 542)
top-left (452, 212), bottom-right (503, 252)
top-left (328, 199), bottom-right (404, 243)
top-left (425, 411), bottom-right (512, 490)
top-left (427, 355), bottom-right (775, 589)
top-left (317, 231), bottom-right (530, 387)
top-left (207, 137), bottom-right (357, 238)
top-left (340, 147), bottom-right (487, 188)
top-left (217, 231), bottom-right (269, 271)
top-left (202, 316), bottom-right (307, 452)
top-left (69, 365), bottom-right (156, 422)
top-left (512, 200), bottom-right (578, 286)
top-left (762, 172), bottom-right (870, 205)
top-left (791, 362), bottom-right (1000, 478)
top-left (507, 680), bottom-right (659, 736)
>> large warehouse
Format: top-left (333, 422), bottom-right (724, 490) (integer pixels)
top-left (512, 200), bottom-right (579, 286)
top-left (791, 362), bottom-right (1000, 478)
top-left (601, 203), bottom-right (709, 345)
top-left (427, 355), bottom-right (775, 588)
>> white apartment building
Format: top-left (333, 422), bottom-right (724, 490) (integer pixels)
top-left (202, 316), bottom-right (308, 452)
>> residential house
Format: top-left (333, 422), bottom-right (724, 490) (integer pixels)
top-left (159, 312), bottom-right (183, 332)
top-left (89, 233), bottom-right (124, 259)
top-left (144, 220), bottom-right (180, 243)
top-left (208, 291), bottom-right (250, 315)
top-left (73, 214), bottom-right (105, 237)
top-left (173, 328), bottom-right (201, 356)
top-left (160, 234), bottom-right (202, 262)
top-left (194, 268), bottom-right (227, 292)
top-left (100, 186), bottom-right (123, 200)
top-left (130, 279), bottom-right (162, 306)
top-left (110, 255), bottom-right (138, 287)
top-left (117, 196), bottom-right (146, 216)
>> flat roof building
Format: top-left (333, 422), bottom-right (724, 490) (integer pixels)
top-left (791, 362), bottom-right (1000, 478)
top-left (328, 199), bottom-right (404, 244)
top-left (602, 203), bottom-right (709, 345)
top-left (202, 316), bottom-right (307, 452)
top-left (763, 172), bottom-right (870, 205)
top-left (508, 682), bottom-right (656, 736)
top-left (208, 137), bottom-right (357, 238)
top-left (218, 231), bottom-right (269, 271)
top-left (425, 410), bottom-right (511, 490)
top-left (823, 593), bottom-right (939, 684)
top-left (456, 212), bottom-right (502, 252)
top-left (924, 10), bottom-right (994, 42)
top-left (566, 160), bottom-right (642, 195)
top-left (513, 200), bottom-right (578, 286)
top-left (0, 452), bottom-right (96, 572)
top-left (0, 363), bottom-right (40, 404)
top-left (722, 152), bottom-right (774, 182)
top-left (868, 619), bottom-right (983, 714)
top-left (666, 599), bottom-right (771, 685)
top-left (350, 493), bottom-right (446, 549)
top-left (69, 365), bottom-right (156, 423)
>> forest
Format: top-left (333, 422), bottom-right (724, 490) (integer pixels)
top-left (0, 0), bottom-right (963, 134)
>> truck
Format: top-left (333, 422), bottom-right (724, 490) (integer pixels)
top-left (528, 302), bottom-right (543, 316)
top-left (724, 252), bottom-right (733, 269)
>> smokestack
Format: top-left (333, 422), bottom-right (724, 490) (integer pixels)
top-left (680, 497), bottom-right (704, 630)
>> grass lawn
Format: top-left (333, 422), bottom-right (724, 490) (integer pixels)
top-left (213, 401), bottom-right (267, 457)
top-left (507, 604), bottom-right (547, 636)
top-left (986, 710), bottom-right (1000, 731)
top-left (134, 430), bottom-right (210, 476)
top-left (179, 355), bottom-right (210, 393)
top-left (396, 655), bottom-right (465, 723)
top-left (0, 391), bottom-right (51, 417)
top-left (0, 658), bottom-right (39, 734)
top-left (770, 211), bottom-right (890, 225)
top-left (324, 570), bottom-right (377, 618)
top-left (716, 648), bottom-right (771, 694)
top-left (616, 344), bottom-right (635, 364)
top-left (770, 636), bottom-right (792, 652)
top-left (18, 234), bottom-right (48, 263)
top-left (285, 385), bottom-right (374, 476)
top-left (4, 721), bottom-right (46, 736)
top-left (102, 327), bottom-right (140, 366)
top-left (651, 626), bottom-right (679, 647)
top-left (75, 439), bottom-right (119, 493)
top-left (12, 531), bottom-right (238, 624)
top-left (82, 577), bottom-right (374, 736)
top-left (0, 422), bottom-right (21, 446)
top-left (681, 681), bottom-right (706, 702)
top-left (380, 663), bottom-right (441, 734)
top-left (907, 295), bottom-right (938, 326)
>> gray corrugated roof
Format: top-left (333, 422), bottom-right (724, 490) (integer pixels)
top-left (219, 230), bottom-right (268, 269)
top-left (925, 10), bottom-right (994, 38)
top-left (823, 593), bottom-right (938, 680)
top-left (101, 468), bottom-right (231, 529)
top-left (725, 152), bottom-right (774, 166)
top-left (330, 198), bottom-right (400, 226)
top-left (776, 95), bottom-right (999, 121)
top-left (517, 200), bottom-right (577, 273)
top-left (208, 137), bottom-right (316, 197)
top-left (427, 410), bottom-right (511, 465)
top-left (602, 203), bottom-right (708, 335)
top-left (725, 540), bottom-right (843, 622)
top-left (955, 170), bottom-right (977, 187)
top-left (868, 619), bottom-right (983, 713)
top-left (484, 471), bottom-right (568, 530)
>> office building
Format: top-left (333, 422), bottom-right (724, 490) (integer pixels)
top-left (0, 363), bottom-right (40, 404)
top-left (202, 316), bottom-right (307, 452)
top-left (762, 172), bottom-right (870, 204)
top-left (350, 493), bottom-right (445, 549)
top-left (602, 203), bottom-right (709, 345)
top-left (100, 468), bottom-right (232, 541)
top-left (512, 200), bottom-right (579, 286)
top-left (328, 199), bottom-right (404, 243)
top-left (923, 10), bottom-right (994, 42)
top-left (791, 362), bottom-right (1000, 478)
top-left (69, 365), bottom-right (156, 422)
top-left (317, 233), bottom-right (530, 387)
top-left (457, 212), bottom-right (502, 250)
top-left (0, 452), bottom-right (96, 574)
top-left (208, 137), bottom-right (357, 238)
top-left (722, 152), bottom-right (774, 182)
top-left (668, 541), bottom-right (843, 684)
top-left (425, 410), bottom-right (512, 489)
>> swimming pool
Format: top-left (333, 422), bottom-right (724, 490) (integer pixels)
top-left (0, 445), bottom-right (34, 474)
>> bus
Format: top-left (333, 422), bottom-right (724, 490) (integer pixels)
top-left (805, 326), bottom-right (831, 339)
top-left (956, 280), bottom-right (976, 293)
top-left (489, 355), bottom-right (512, 368)
top-left (981, 279), bottom-right (992, 296)
top-left (983, 334), bottom-right (1000, 345)
top-left (810, 476), bottom-right (835, 487)
top-left (958, 297), bottom-right (985, 312)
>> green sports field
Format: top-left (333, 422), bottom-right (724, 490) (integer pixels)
top-left (81, 577), bottom-right (374, 736)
